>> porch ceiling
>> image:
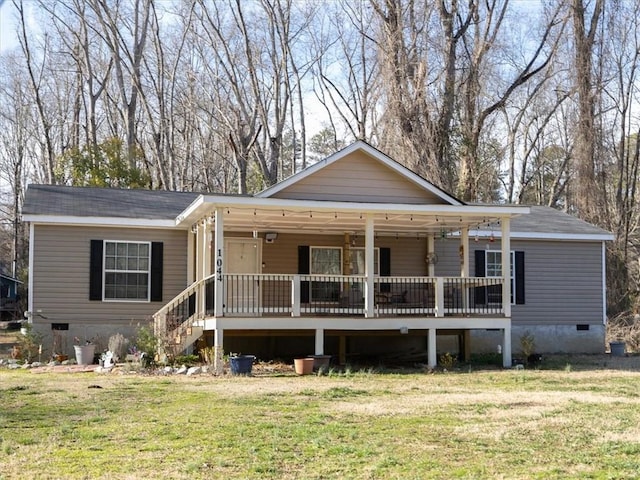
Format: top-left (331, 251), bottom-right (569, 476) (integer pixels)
top-left (177, 197), bottom-right (529, 235)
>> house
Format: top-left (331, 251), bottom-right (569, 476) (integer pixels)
top-left (0, 273), bottom-right (22, 321)
top-left (22, 141), bottom-right (613, 369)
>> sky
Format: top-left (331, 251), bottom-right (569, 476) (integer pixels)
top-left (0, 0), bottom-right (20, 53)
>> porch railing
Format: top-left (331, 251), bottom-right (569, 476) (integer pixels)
top-left (153, 274), bottom-right (505, 333)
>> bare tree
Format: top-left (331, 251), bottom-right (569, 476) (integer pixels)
top-left (311, 0), bottom-right (380, 146)
top-left (570, 0), bottom-right (604, 222)
top-left (454, 0), bottom-right (566, 202)
top-left (89, 0), bottom-right (151, 171)
top-left (15, 0), bottom-right (57, 183)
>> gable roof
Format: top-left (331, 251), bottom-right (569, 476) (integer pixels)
top-left (257, 141), bottom-right (465, 206)
top-left (23, 184), bottom-right (199, 220)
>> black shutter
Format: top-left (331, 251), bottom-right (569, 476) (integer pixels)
top-left (380, 247), bottom-right (391, 293)
top-left (150, 242), bottom-right (163, 302)
top-left (515, 251), bottom-right (525, 304)
top-left (474, 250), bottom-right (487, 305)
top-left (89, 240), bottom-right (103, 300)
top-left (298, 246), bottom-right (310, 303)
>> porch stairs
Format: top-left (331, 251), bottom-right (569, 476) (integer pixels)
top-left (153, 279), bottom-right (208, 359)
top-left (171, 319), bottom-right (203, 356)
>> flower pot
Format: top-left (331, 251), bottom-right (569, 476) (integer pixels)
top-left (294, 358), bottom-right (314, 375)
top-left (610, 342), bottom-right (626, 357)
top-left (307, 355), bottom-right (331, 372)
top-left (229, 355), bottom-right (254, 375)
top-left (74, 344), bottom-right (96, 365)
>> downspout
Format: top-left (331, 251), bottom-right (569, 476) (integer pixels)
top-left (602, 241), bottom-right (607, 325)
top-left (28, 222), bottom-right (34, 324)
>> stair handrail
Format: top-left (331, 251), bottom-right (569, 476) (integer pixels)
top-left (153, 273), bottom-right (216, 335)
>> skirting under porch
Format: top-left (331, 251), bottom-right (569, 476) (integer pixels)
top-left (198, 316), bottom-right (512, 371)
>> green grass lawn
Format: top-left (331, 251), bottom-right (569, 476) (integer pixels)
top-left (1, 365), bottom-right (640, 479)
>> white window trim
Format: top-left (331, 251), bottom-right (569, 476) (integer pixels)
top-left (485, 249), bottom-right (515, 305)
top-left (102, 240), bottom-right (151, 303)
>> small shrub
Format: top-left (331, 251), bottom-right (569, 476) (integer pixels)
top-left (134, 324), bottom-right (158, 361)
top-left (173, 354), bottom-right (199, 366)
top-left (200, 346), bottom-right (216, 365)
top-left (108, 333), bottom-right (129, 362)
top-left (439, 352), bottom-right (456, 370)
top-left (16, 325), bottom-right (43, 363)
top-left (519, 331), bottom-right (536, 358)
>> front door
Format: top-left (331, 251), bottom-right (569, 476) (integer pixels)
top-left (225, 238), bottom-right (262, 313)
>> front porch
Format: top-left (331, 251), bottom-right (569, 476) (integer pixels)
top-left (153, 272), bottom-right (512, 369)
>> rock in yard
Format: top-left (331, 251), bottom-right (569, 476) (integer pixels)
top-left (186, 366), bottom-right (201, 376)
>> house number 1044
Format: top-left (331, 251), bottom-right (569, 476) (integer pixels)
top-left (216, 249), bottom-right (223, 281)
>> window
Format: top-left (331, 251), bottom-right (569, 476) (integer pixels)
top-left (349, 248), bottom-right (379, 275)
top-left (310, 247), bottom-right (341, 302)
top-left (486, 250), bottom-right (515, 304)
top-left (103, 241), bottom-right (150, 301)
top-left (310, 247), bottom-right (342, 275)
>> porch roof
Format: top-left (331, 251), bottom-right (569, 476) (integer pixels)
top-left (175, 195), bottom-right (529, 235)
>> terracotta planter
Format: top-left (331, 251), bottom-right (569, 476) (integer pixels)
top-left (74, 344), bottom-right (95, 365)
top-left (294, 358), bottom-right (314, 375)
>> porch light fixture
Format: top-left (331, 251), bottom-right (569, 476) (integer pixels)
top-left (265, 232), bottom-right (278, 243)
top-left (400, 326), bottom-right (409, 334)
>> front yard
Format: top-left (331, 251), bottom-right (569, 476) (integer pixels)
top-left (1, 360), bottom-right (640, 479)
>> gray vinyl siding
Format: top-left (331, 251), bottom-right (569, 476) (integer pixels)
top-left (271, 151), bottom-right (447, 204)
top-left (435, 239), bottom-right (604, 326)
top-left (510, 239), bottom-right (604, 326)
top-left (32, 224), bottom-right (188, 325)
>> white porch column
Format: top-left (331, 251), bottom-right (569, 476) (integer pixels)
top-left (187, 228), bottom-right (195, 284)
top-left (502, 325), bottom-right (512, 368)
top-left (214, 207), bottom-right (225, 318)
top-left (195, 222), bottom-right (204, 282)
top-left (203, 220), bottom-right (212, 278)
top-left (427, 235), bottom-right (435, 277)
top-left (427, 329), bottom-right (437, 368)
top-left (315, 328), bottom-right (324, 355)
top-left (501, 217), bottom-right (511, 318)
top-left (292, 275), bottom-right (301, 317)
top-left (435, 277), bottom-right (445, 317)
top-left (364, 214), bottom-right (375, 318)
top-left (200, 222), bottom-right (213, 316)
top-left (214, 328), bottom-right (224, 375)
top-left (460, 227), bottom-right (469, 277)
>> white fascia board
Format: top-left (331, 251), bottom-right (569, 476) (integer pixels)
top-left (469, 229), bottom-right (614, 242)
top-left (175, 194), bottom-right (207, 224)
top-left (256, 141), bottom-right (464, 206)
top-left (23, 214), bottom-right (180, 229)
top-left (175, 195), bottom-right (529, 225)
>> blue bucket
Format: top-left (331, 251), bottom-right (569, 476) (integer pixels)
top-left (610, 342), bottom-right (625, 357)
top-left (229, 355), bottom-right (255, 375)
